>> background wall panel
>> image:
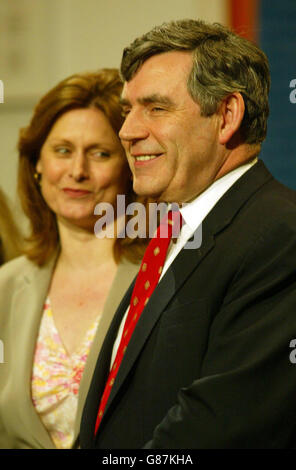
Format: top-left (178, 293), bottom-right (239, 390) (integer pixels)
top-left (0, 0), bottom-right (228, 231)
top-left (259, 0), bottom-right (296, 189)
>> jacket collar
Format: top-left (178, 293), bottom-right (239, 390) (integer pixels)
top-left (8, 254), bottom-right (58, 448)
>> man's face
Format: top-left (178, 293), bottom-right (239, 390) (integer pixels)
top-left (119, 51), bottom-right (223, 203)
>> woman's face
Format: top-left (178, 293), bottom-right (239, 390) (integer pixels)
top-left (36, 108), bottom-right (129, 230)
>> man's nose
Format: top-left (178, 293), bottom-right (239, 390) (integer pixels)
top-left (119, 112), bottom-right (149, 143)
top-left (70, 152), bottom-right (89, 181)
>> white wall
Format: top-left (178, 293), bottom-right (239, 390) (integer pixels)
top-left (0, 0), bottom-right (228, 228)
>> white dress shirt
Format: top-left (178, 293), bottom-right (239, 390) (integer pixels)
top-left (110, 159), bottom-right (257, 366)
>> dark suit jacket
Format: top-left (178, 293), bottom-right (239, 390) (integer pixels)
top-left (80, 161), bottom-right (296, 449)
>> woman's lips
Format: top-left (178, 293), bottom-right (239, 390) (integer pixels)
top-left (62, 188), bottom-right (92, 198)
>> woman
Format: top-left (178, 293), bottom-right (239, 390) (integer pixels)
top-left (0, 69), bottom-right (148, 449)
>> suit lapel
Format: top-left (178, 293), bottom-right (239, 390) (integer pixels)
top-left (104, 231), bottom-right (215, 417)
top-left (74, 259), bottom-right (140, 440)
top-left (86, 231), bottom-right (215, 444)
top-left (81, 279), bottom-right (134, 445)
top-left (9, 256), bottom-right (57, 448)
top-left (99, 160), bottom-right (273, 425)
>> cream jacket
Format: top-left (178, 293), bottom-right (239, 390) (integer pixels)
top-left (0, 254), bottom-right (139, 448)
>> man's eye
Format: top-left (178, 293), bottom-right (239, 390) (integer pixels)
top-left (151, 106), bottom-right (165, 112)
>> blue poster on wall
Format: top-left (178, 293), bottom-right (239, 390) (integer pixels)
top-left (259, 0), bottom-right (296, 190)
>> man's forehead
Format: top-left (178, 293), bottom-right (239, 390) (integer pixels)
top-left (121, 51), bottom-right (193, 103)
top-left (125, 50), bottom-right (192, 81)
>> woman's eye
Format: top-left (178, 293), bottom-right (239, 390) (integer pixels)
top-left (91, 150), bottom-right (110, 158)
top-left (55, 147), bottom-right (70, 155)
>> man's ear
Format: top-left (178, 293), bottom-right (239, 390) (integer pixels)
top-left (218, 92), bottom-right (245, 145)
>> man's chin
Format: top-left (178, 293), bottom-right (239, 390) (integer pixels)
top-left (133, 183), bottom-right (162, 200)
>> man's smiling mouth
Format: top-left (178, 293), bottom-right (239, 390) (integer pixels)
top-left (134, 155), bottom-right (159, 161)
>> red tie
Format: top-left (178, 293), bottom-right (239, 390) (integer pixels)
top-left (94, 209), bottom-right (183, 435)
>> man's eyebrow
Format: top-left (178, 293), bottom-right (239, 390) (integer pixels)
top-left (119, 94), bottom-right (174, 107)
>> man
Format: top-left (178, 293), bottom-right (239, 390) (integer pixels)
top-left (80, 19), bottom-right (296, 448)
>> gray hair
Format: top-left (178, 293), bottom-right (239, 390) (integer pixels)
top-left (120, 19), bottom-right (270, 145)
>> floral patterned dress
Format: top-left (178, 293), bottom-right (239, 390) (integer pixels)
top-left (31, 298), bottom-right (101, 449)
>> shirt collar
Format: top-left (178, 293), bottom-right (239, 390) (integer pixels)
top-left (179, 158), bottom-right (258, 234)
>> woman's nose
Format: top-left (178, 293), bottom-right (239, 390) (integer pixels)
top-left (70, 153), bottom-right (89, 181)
